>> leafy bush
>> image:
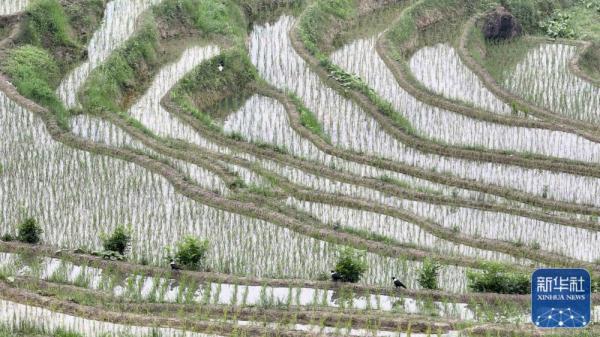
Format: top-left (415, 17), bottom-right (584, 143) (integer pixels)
top-left (0, 233), bottom-right (14, 242)
top-left (418, 258), bottom-right (442, 290)
top-left (17, 218), bottom-right (43, 244)
top-left (539, 11), bottom-right (576, 38)
top-left (170, 236), bottom-right (210, 270)
top-left (101, 225), bottom-right (132, 255)
top-left (334, 247), bottom-right (368, 283)
top-left (467, 262), bottom-right (530, 294)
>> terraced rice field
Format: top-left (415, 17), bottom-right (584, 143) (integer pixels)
top-left (0, 0), bottom-right (599, 335)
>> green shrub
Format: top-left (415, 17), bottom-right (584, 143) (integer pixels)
top-left (417, 258), bottom-right (442, 290)
top-left (17, 218), bottom-right (43, 244)
top-left (170, 235), bottom-right (210, 270)
top-left (467, 262), bottom-right (530, 294)
top-left (0, 233), bottom-right (14, 242)
top-left (101, 225), bottom-right (132, 255)
top-left (539, 10), bottom-right (576, 38)
top-left (334, 247), bottom-right (368, 283)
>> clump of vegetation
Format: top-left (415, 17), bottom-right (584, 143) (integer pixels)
top-left (1, 45), bottom-right (70, 127)
top-left (153, 0), bottom-right (247, 45)
top-left (17, 218), bottom-right (43, 244)
top-left (418, 258), bottom-right (442, 290)
top-left (539, 11), bottom-right (576, 38)
top-left (289, 94), bottom-right (330, 142)
top-left (334, 247), bottom-right (367, 283)
top-left (21, 0), bottom-right (76, 49)
top-left (168, 235), bottom-right (210, 270)
top-left (101, 224), bottom-right (132, 256)
top-left (81, 17), bottom-right (160, 113)
top-left (0, 233), bottom-right (14, 242)
top-left (467, 262), bottom-right (530, 294)
top-left (172, 50), bottom-right (256, 131)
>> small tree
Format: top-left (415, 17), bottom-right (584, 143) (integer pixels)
top-left (418, 258), bottom-right (442, 290)
top-left (334, 247), bottom-right (367, 283)
top-left (17, 218), bottom-right (43, 244)
top-left (171, 235), bottom-right (210, 270)
top-left (101, 225), bottom-right (132, 255)
top-left (467, 262), bottom-right (530, 294)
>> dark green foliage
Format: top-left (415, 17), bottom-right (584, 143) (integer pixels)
top-left (101, 224), bottom-right (132, 255)
top-left (170, 235), bottom-right (210, 270)
top-left (17, 218), bottom-right (43, 244)
top-left (467, 262), bottom-right (531, 294)
top-left (0, 233), bottom-right (14, 242)
top-left (418, 258), bottom-right (442, 290)
top-left (334, 247), bottom-right (368, 283)
top-left (179, 50), bottom-right (257, 96)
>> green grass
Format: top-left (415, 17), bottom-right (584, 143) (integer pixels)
top-left (288, 93), bottom-right (330, 143)
top-left (298, 0), bottom-right (357, 56)
top-left (153, 0), bottom-right (247, 45)
top-left (172, 49), bottom-right (257, 128)
top-left (1, 45), bottom-right (70, 128)
top-left (564, 2), bottom-right (600, 40)
top-left (21, 0), bottom-right (76, 48)
top-left (80, 16), bottom-right (160, 114)
top-left (466, 20), bottom-right (540, 82)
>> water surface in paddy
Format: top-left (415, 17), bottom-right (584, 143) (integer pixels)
top-left (343, 39), bottom-right (600, 163)
top-left (250, 15), bottom-right (600, 208)
top-left (0, 91), bottom-right (471, 289)
top-left (410, 43), bottom-right (512, 115)
top-left (0, 252), bottom-right (473, 320)
top-left (0, 0), bottom-right (28, 16)
top-left (0, 299), bottom-right (218, 337)
top-left (57, 0), bottom-right (163, 108)
top-left (223, 93), bottom-right (585, 263)
top-left (223, 94), bottom-right (492, 201)
top-left (505, 44), bottom-right (600, 124)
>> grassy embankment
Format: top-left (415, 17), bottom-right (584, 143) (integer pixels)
top-left (1, 0), bottom-right (105, 128)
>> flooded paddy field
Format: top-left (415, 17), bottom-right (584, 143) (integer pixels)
top-left (1, 0), bottom-right (599, 335)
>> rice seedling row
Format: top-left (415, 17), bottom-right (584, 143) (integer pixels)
top-left (408, 43), bottom-right (512, 115)
top-left (0, 0), bottom-right (28, 16)
top-left (56, 0), bottom-right (163, 108)
top-left (250, 16), bottom-right (600, 208)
